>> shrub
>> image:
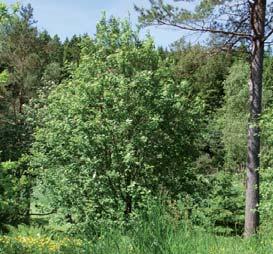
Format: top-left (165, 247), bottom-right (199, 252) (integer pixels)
top-left (31, 16), bottom-right (203, 233)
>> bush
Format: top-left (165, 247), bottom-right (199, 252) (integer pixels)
top-left (30, 16), bottom-right (203, 232)
top-left (0, 157), bottom-right (31, 230)
top-left (174, 172), bottom-right (245, 235)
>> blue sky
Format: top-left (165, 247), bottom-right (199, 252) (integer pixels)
top-left (4, 0), bottom-right (198, 48)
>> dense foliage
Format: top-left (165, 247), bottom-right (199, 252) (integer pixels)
top-left (2, 1), bottom-right (273, 253)
top-left (0, 3), bottom-right (82, 228)
top-left (31, 17), bottom-right (203, 232)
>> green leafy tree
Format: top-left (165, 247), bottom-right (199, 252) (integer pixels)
top-left (170, 40), bottom-right (232, 113)
top-left (216, 61), bottom-right (249, 171)
top-left (210, 57), bottom-right (273, 231)
top-left (259, 106), bottom-right (273, 225)
top-left (215, 56), bottom-right (273, 171)
top-left (0, 157), bottom-right (31, 229)
top-left (63, 35), bottom-right (83, 65)
top-left (31, 17), bottom-right (203, 232)
top-left (136, 0), bottom-right (272, 236)
top-left (0, 3), bottom-right (68, 162)
top-left (0, 4), bottom-right (44, 161)
top-left (0, 2), bottom-right (66, 228)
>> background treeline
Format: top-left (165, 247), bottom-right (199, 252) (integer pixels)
top-left (1, 2), bottom-right (273, 244)
top-left (0, 3), bottom-right (84, 227)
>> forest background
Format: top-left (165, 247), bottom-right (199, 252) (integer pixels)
top-left (1, 1), bottom-right (273, 253)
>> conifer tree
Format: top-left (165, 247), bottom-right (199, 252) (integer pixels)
top-left (136, 0), bottom-right (272, 236)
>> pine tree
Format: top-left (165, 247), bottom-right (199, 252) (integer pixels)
top-left (136, 0), bottom-right (272, 236)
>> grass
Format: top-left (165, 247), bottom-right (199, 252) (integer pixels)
top-left (1, 226), bottom-right (273, 254)
top-left (1, 205), bottom-right (273, 254)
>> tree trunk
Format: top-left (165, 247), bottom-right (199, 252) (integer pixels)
top-left (124, 193), bottom-right (132, 217)
top-left (244, 0), bottom-right (266, 237)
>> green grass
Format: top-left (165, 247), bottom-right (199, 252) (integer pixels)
top-left (92, 231), bottom-right (273, 254)
top-left (1, 226), bottom-right (273, 254)
top-left (1, 204), bottom-right (273, 254)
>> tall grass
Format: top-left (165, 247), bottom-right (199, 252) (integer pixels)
top-left (1, 203), bottom-right (273, 254)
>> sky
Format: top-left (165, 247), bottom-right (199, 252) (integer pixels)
top-left (4, 0), bottom-right (199, 48)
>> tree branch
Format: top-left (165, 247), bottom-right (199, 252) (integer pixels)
top-left (29, 209), bottom-right (57, 216)
top-left (153, 19), bottom-right (252, 39)
top-left (264, 28), bottom-right (273, 42)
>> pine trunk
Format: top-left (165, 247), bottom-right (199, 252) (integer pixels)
top-left (244, 0), bottom-right (266, 237)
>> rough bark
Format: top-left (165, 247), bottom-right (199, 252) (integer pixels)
top-left (244, 0), bottom-right (266, 237)
top-left (137, 0), bottom-right (273, 236)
